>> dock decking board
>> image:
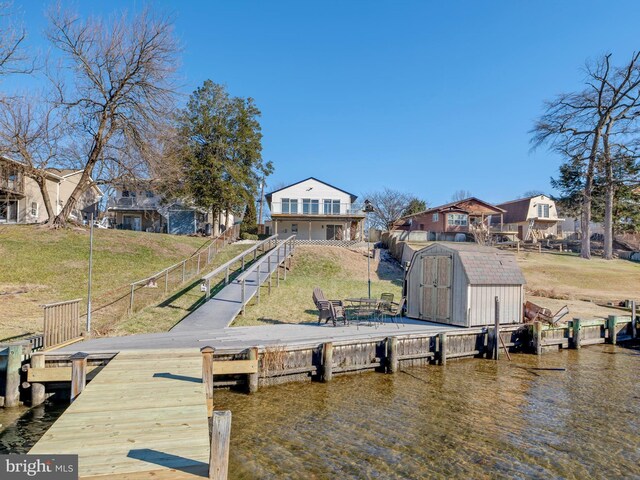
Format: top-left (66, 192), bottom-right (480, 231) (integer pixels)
top-left (29, 349), bottom-right (210, 479)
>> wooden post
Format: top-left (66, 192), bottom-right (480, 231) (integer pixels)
top-left (533, 321), bottom-right (543, 355)
top-left (517, 241), bottom-right (520, 253)
top-left (201, 346), bottom-right (215, 417)
top-left (197, 253), bottom-right (201, 275)
top-left (205, 279), bottom-right (211, 301)
top-left (387, 337), bottom-right (398, 373)
top-left (4, 345), bottom-right (22, 407)
top-left (439, 332), bottom-right (447, 365)
top-left (182, 260), bottom-right (187, 283)
top-left (247, 347), bottom-right (259, 394)
top-left (70, 352), bottom-right (89, 403)
top-left (241, 280), bottom-right (246, 315)
top-left (321, 342), bottom-right (333, 382)
top-left (572, 318), bottom-right (581, 349)
top-left (164, 269), bottom-right (169, 295)
top-left (241, 256), bottom-right (245, 271)
top-left (607, 315), bottom-right (618, 345)
top-left (225, 266), bottom-right (229, 285)
top-left (31, 353), bottom-right (46, 407)
top-left (538, 243), bottom-right (542, 253)
top-left (129, 284), bottom-right (135, 313)
top-left (209, 410), bottom-right (231, 480)
top-left (632, 300), bottom-right (637, 339)
top-left (494, 296), bottom-right (500, 360)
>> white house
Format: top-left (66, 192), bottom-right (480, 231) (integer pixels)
top-left (265, 177), bottom-right (366, 241)
top-left (494, 194), bottom-right (563, 241)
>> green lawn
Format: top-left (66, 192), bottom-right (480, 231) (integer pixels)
top-left (232, 245), bottom-right (404, 326)
top-left (0, 225), bottom-right (217, 340)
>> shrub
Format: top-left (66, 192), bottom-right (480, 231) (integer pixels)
top-left (241, 232), bottom-right (258, 241)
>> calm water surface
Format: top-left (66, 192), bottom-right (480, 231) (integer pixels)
top-left (1, 344), bottom-right (639, 479)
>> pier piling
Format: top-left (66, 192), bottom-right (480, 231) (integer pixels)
top-left (201, 346), bottom-right (215, 417)
top-left (30, 353), bottom-right (45, 407)
top-left (387, 337), bottom-right (398, 373)
top-left (322, 342), bottom-right (333, 382)
top-left (70, 352), bottom-right (89, 402)
top-left (247, 347), bottom-right (259, 394)
top-left (209, 410), bottom-right (232, 480)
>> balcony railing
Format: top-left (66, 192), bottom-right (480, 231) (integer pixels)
top-left (107, 196), bottom-right (161, 209)
top-left (270, 202), bottom-right (365, 216)
top-left (0, 172), bottom-right (24, 195)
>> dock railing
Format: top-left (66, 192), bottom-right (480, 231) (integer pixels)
top-left (201, 235), bottom-right (278, 300)
top-left (43, 299), bottom-right (82, 349)
top-left (236, 235), bottom-right (296, 314)
top-left (128, 224), bottom-right (240, 313)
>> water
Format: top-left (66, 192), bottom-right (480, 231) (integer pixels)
top-left (1, 344), bottom-right (639, 479)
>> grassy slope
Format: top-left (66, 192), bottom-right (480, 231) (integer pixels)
top-left (0, 225), bottom-right (213, 339)
top-left (232, 245), bottom-right (404, 326)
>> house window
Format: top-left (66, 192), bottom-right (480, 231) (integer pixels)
top-left (323, 199), bottom-right (340, 214)
top-left (303, 199), bottom-right (319, 214)
top-left (122, 190), bottom-right (136, 198)
top-left (447, 213), bottom-right (468, 226)
top-left (281, 198), bottom-right (298, 214)
top-left (291, 223), bottom-right (298, 234)
top-left (0, 200), bottom-right (19, 223)
top-left (537, 204), bottom-right (550, 218)
top-left (31, 202), bottom-right (38, 217)
top-left (432, 213), bottom-right (439, 222)
top-left (145, 191), bottom-right (154, 198)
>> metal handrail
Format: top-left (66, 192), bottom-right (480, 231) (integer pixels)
top-left (237, 236), bottom-right (296, 314)
top-left (201, 235), bottom-right (278, 299)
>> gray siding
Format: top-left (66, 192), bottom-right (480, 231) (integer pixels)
top-left (468, 285), bottom-right (523, 326)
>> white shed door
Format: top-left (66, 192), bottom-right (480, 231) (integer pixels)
top-left (420, 255), bottom-right (452, 322)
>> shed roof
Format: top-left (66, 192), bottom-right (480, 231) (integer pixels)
top-left (415, 242), bottom-right (526, 285)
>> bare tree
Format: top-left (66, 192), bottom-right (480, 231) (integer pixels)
top-left (521, 190), bottom-right (545, 198)
top-left (0, 2), bottom-right (30, 78)
top-left (450, 189), bottom-right (473, 202)
top-left (0, 93), bottom-right (64, 222)
top-left (532, 52), bottom-right (640, 259)
top-left (363, 188), bottom-right (414, 230)
top-left (45, 7), bottom-right (179, 226)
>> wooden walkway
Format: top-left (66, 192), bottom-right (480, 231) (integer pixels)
top-left (29, 349), bottom-right (210, 479)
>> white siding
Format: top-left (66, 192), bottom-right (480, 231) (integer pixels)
top-left (468, 285), bottom-right (523, 326)
top-left (270, 179), bottom-right (353, 214)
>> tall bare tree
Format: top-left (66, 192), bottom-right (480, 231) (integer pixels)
top-left (532, 52), bottom-right (640, 259)
top-left (45, 7), bottom-right (179, 226)
top-left (0, 2), bottom-right (29, 78)
top-left (363, 188), bottom-right (414, 230)
top-left (450, 189), bottom-right (473, 202)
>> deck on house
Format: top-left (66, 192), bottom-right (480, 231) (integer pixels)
top-left (29, 349), bottom-right (210, 480)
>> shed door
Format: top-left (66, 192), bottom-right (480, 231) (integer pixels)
top-left (420, 255), bottom-right (452, 322)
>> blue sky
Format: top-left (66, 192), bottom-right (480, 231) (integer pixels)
top-left (7, 1), bottom-right (640, 205)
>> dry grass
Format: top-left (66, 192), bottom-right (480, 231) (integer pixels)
top-left (232, 245), bottom-right (404, 326)
top-left (0, 225), bottom-right (215, 340)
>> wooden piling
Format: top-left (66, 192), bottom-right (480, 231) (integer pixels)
top-left (533, 321), bottom-right (543, 355)
top-left (494, 296), bottom-right (500, 360)
top-left (70, 352), bottom-right (89, 403)
top-left (387, 337), bottom-right (398, 373)
top-left (30, 353), bottom-right (46, 407)
top-left (4, 345), bottom-right (22, 408)
top-left (632, 300), bottom-right (637, 339)
top-left (607, 315), bottom-right (618, 345)
top-left (209, 410), bottom-right (231, 480)
top-left (201, 346), bottom-right (215, 417)
top-left (322, 342), bottom-right (333, 382)
top-left (572, 318), bottom-right (581, 349)
top-left (247, 347), bottom-right (259, 394)
top-left (439, 332), bottom-right (447, 365)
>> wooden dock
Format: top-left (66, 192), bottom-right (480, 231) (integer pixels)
top-left (29, 349), bottom-right (210, 479)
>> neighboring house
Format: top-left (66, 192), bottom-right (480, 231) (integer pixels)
top-left (106, 183), bottom-right (234, 235)
top-left (393, 197), bottom-right (506, 241)
top-left (265, 177), bottom-right (365, 241)
top-left (559, 216), bottom-right (605, 240)
top-left (494, 195), bottom-right (562, 241)
top-left (0, 155), bottom-right (102, 224)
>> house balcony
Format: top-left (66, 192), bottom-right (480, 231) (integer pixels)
top-left (0, 173), bottom-right (25, 197)
top-left (106, 196), bottom-right (161, 211)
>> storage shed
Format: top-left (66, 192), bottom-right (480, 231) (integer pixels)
top-left (405, 243), bottom-right (526, 327)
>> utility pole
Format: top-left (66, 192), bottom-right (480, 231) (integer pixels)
top-left (87, 213), bottom-right (94, 336)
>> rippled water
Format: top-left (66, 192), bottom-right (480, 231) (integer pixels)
top-left (1, 344), bottom-right (639, 479)
top-left (214, 344), bottom-right (640, 479)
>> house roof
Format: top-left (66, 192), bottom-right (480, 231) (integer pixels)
top-left (399, 197), bottom-right (505, 220)
top-left (415, 242), bottom-right (526, 285)
top-left (265, 177), bottom-right (358, 204)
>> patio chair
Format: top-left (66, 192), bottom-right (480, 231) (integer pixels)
top-left (312, 287), bottom-right (344, 324)
top-left (379, 293), bottom-right (395, 313)
top-left (329, 302), bottom-right (348, 327)
top-left (383, 297), bottom-right (406, 328)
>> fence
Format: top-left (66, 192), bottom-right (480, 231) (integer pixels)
top-left (43, 299), bottom-right (82, 349)
top-left (127, 224), bottom-right (240, 314)
top-left (201, 235), bottom-right (278, 300)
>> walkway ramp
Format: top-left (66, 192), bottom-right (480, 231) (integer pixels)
top-left (172, 239), bottom-right (293, 332)
top-left (29, 349), bottom-right (210, 479)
